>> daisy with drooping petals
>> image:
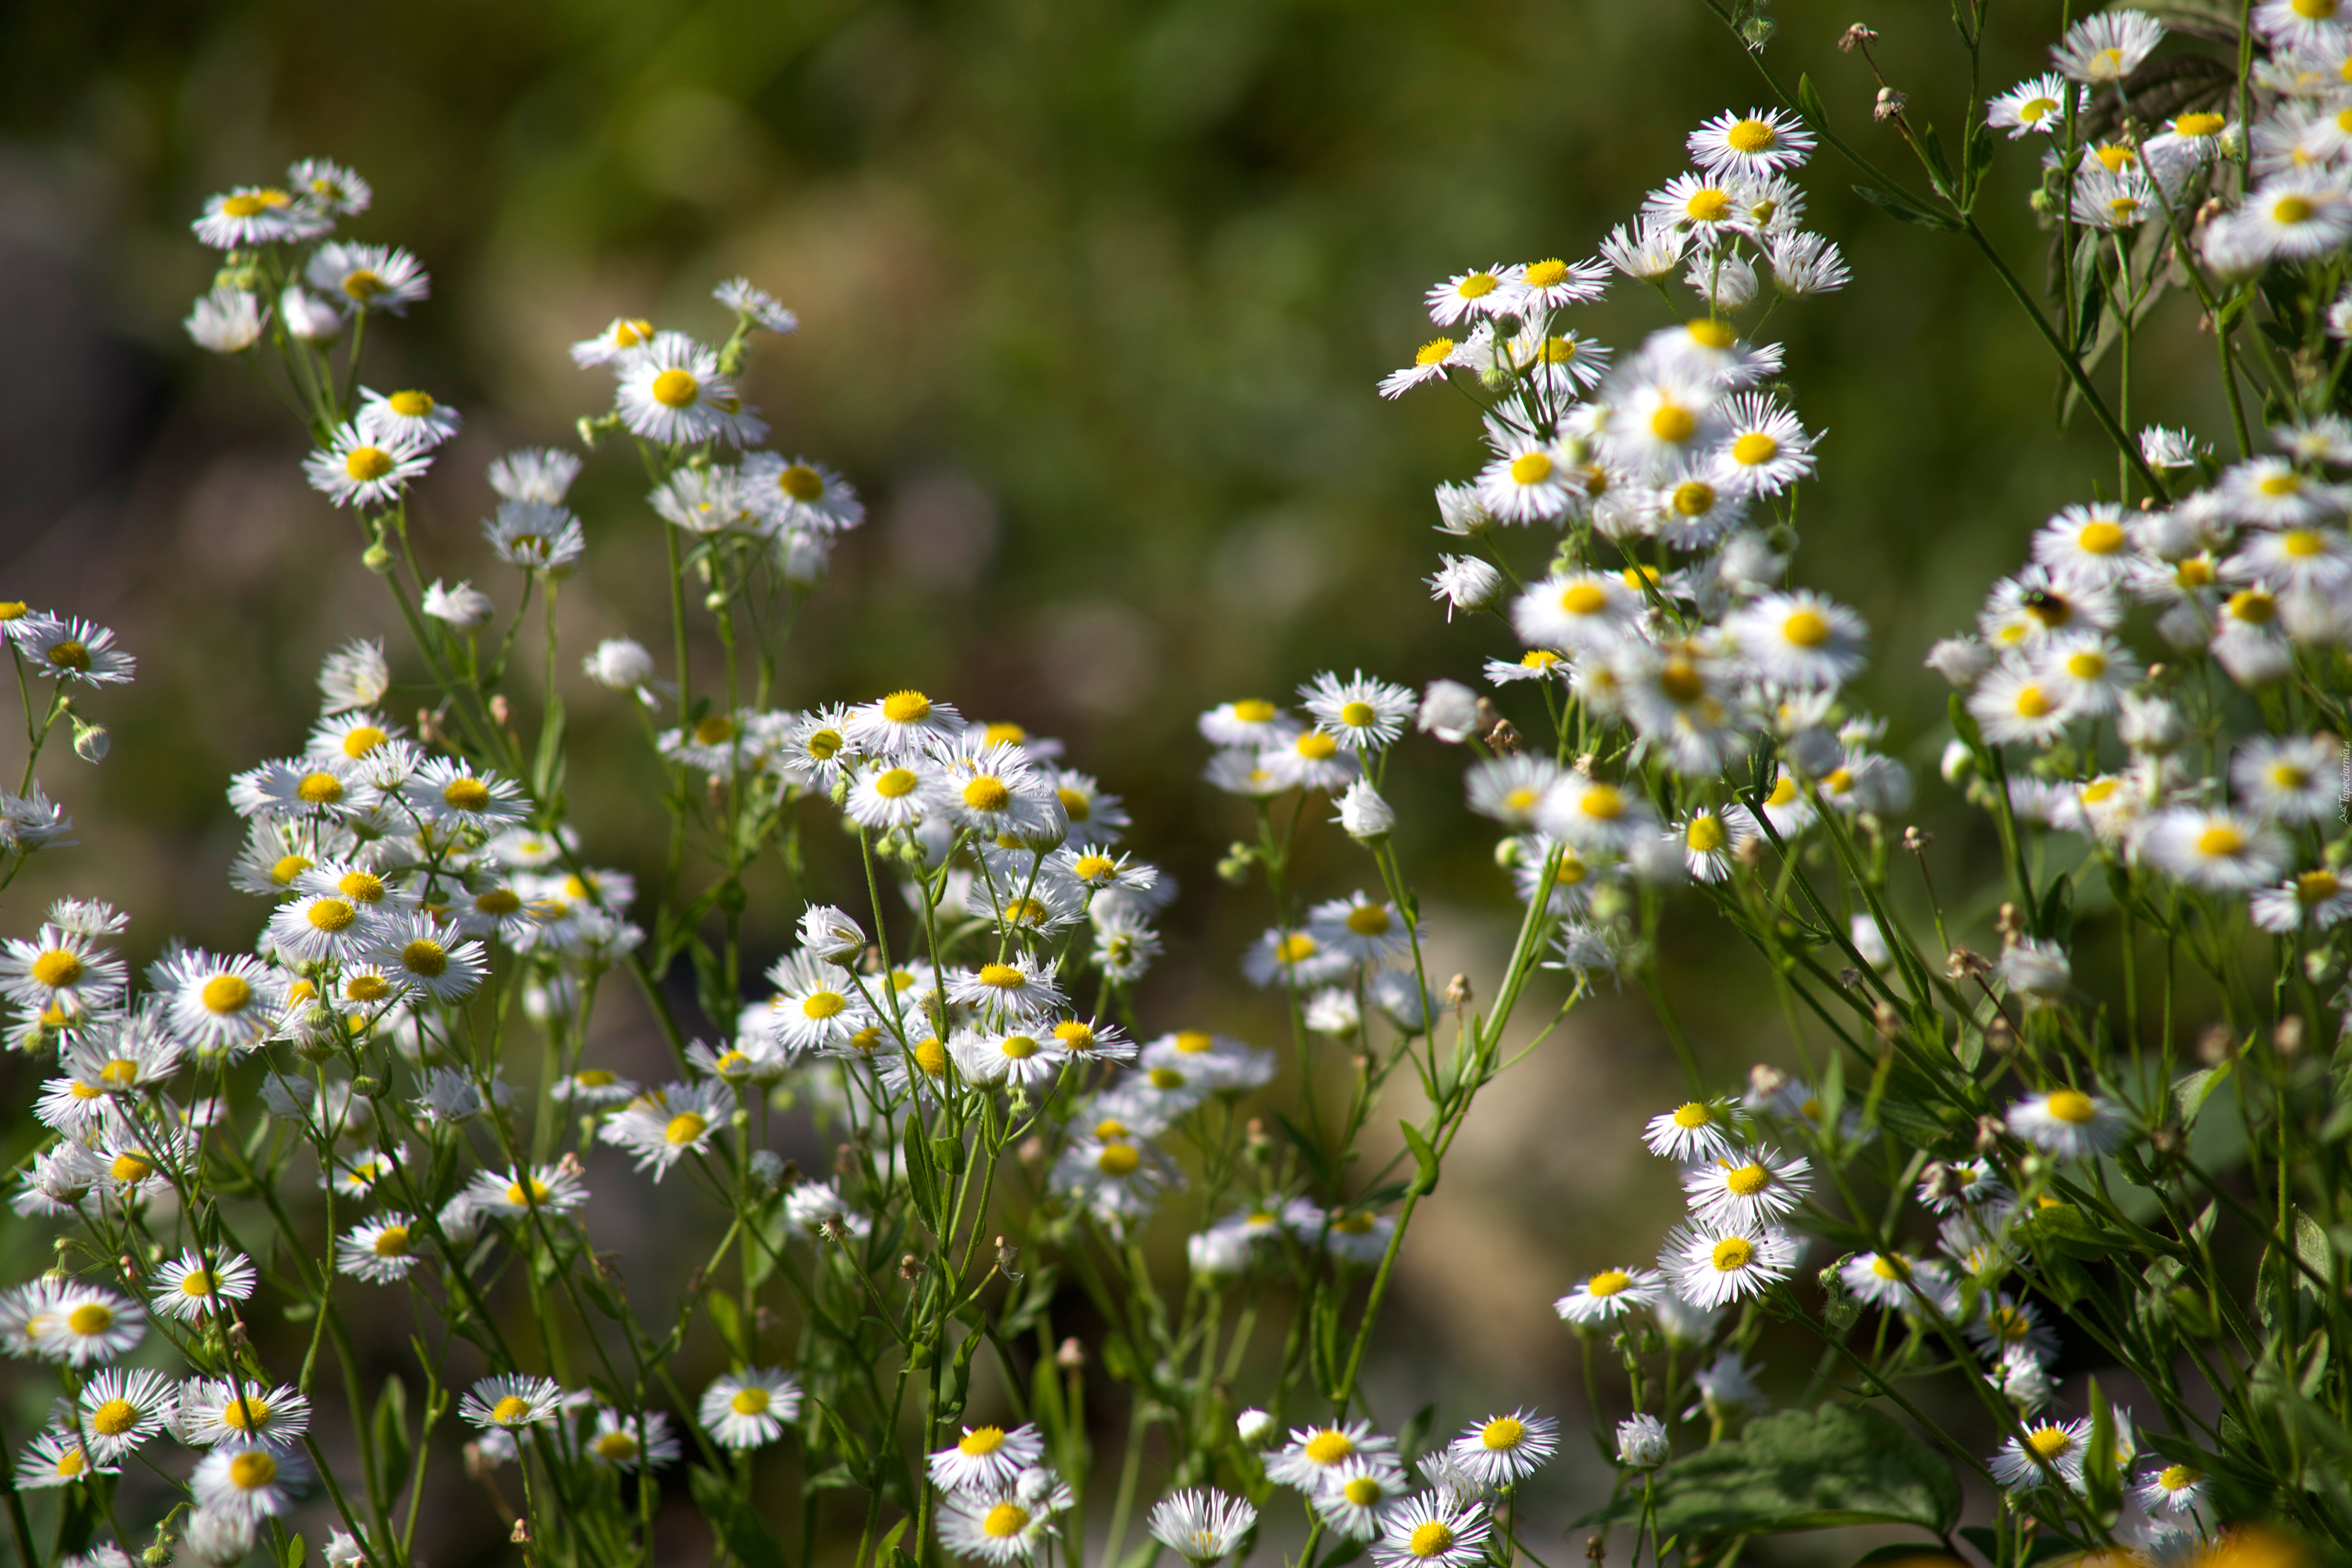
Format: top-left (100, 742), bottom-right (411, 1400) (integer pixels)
top-left (307, 243), bottom-right (429, 315)
top-left (2252, 868), bottom-right (2352, 932)
top-left (1147, 1488), bottom-right (1258, 1566)
top-left (1643, 1100), bottom-right (1742, 1160)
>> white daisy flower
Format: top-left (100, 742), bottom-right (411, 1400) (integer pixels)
top-left (1659, 1219), bottom-right (1800, 1308)
top-left (15, 1426), bottom-right (114, 1489)
top-left (2052, 9), bottom-right (2164, 84)
top-left (1990, 1418), bottom-right (2089, 1492)
top-left (2135, 1459), bottom-right (2209, 1519)
top-left (1311, 1460), bottom-right (1413, 1541)
top-left (460, 1375), bottom-right (564, 1432)
top-left (1196, 699), bottom-right (1299, 750)
top-left (598, 1080), bottom-right (729, 1179)
top-left (1555, 1265), bottom-right (1665, 1325)
top-left (1446, 1409), bottom-right (1558, 1486)
top-left (1475, 433), bottom-right (1577, 523)
top-left (741, 453), bottom-right (864, 534)
top-left (32, 1286), bottom-right (142, 1366)
top-left (700, 1367), bottom-right (801, 1449)
top-left (1258, 728), bottom-right (1361, 793)
top-left (14, 617), bottom-right (136, 688)
top-left (1644, 1100), bottom-right (1743, 1160)
top-left (937, 1486), bottom-right (1063, 1563)
top-left (178, 1379), bottom-right (310, 1449)
top-left (1534, 775), bottom-right (1659, 854)
top-left (185, 286), bottom-right (264, 353)
top-left (1681, 1145), bottom-right (1813, 1227)
top-left (614, 331), bottom-right (750, 446)
top-left (846, 689), bottom-right (965, 758)
top-left (2142, 807), bottom-right (2291, 890)
top-left (1300, 670), bottom-right (1417, 752)
top-left (1306, 893), bottom-right (1408, 966)
top-left (1424, 265), bottom-right (1515, 325)
top-left (1370, 1494), bottom-right (1490, 1568)
top-left (1147, 1488), bottom-right (1258, 1565)
top-left (584, 1409), bottom-right (680, 1471)
top-left (713, 276), bottom-right (799, 333)
top-left (1987, 72), bottom-right (2070, 136)
top-left (1688, 108), bottom-right (1815, 175)
top-left (76, 1367), bottom-right (175, 1461)
top-left (1729, 591), bottom-right (1867, 687)
top-left (1838, 1251), bottom-right (1956, 1313)
top-left (336, 1214), bottom-right (420, 1284)
top-left (1266, 1421), bottom-right (1397, 1493)
top-left (2232, 733), bottom-right (2340, 822)
top-left (306, 242), bottom-right (428, 314)
top-left (302, 421), bottom-right (431, 509)
top-left (192, 1444), bottom-right (312, 1521)
top-left (150, 1249), bottom-right (256, 1323)
top-left (483, 499), bottom-right (586, 574)
top-left (191, 185), bottom-right (318, 248)
top-left (926, 1423), bottom-right (1045, 1493)
top-left (464, 1162), bottom-right (590, 1221)
top-left (2253, 868), bottom-right (2352, 932)
top-left (2007, 1087), bottom-right (2129, 1159)
top-left (1967, 662), bottom-right (2073, 747)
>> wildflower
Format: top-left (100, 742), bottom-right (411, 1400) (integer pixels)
top-left (600, 1080), bottom-right (730, 1178)
top-left (585, 1409), bottom-right (680, 1470)
top-left (927, 1423), bottom-right (1045, 1493)
top-left (459, 1375), bottom-right (564, 1433)
top-left (2007, 1087), bottom-right (2129, 1159)
top-left (1643, 1099), bottom-right (1743, 1161)
top-left (1616, 1413), bottom-right (1670, 1468)
top-left (464, 1162), bottom-right (590, 1221)
top-left (1148, 1489), bottom-right (1258, 1565)
top-left (336, 1215), bottom-right (421, 1284)
top-left (151, 1249), bottom-right (257, 1323)
top-left (1658, 1218), bottom-right (1801, 1307)
top-left (1555, 1265), bottom-right (1665, 1325)
top-left (1990, 1417), bottom-right (2089, 1492)
top-left (2052, 9), bottom-right (2164, 83)
top-left (76, 1367), bottom-right (175, 1461)
top-left (1446, 1409), bottom-right (1558, 1486)
top-left (1312, 1460), bottom-right (1412, 1539)
top-left (32, 1286), bottom-right (141, 1366)
top-left (17, 1427), bottom-right (114, 1488)
top-left (700, 1368), bottom-right (802, 1449)
top-left (1370, 1495), bottom-right (1490, 1568)
top-left (2143, 807), bottom-right (2291, 891)
top-left (1681, 1145), bottom-right (1812, 1227)
top-left (938, 1484), bottom-right (1064, 1562)
top-left (192, 1444), bottom-right (312, 1521)
top-left (1267, 1420), bottom-right (1398, 1492)
top-left (178, 1380), bottom-right (311, 1449)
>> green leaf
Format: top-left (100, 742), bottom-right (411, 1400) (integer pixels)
top-left (1916, 124), bottom-right (1957, 196)
top-left (373, 1375), bottom-right (411, 1508)
top-left (707, 1288), bottom-right (746, 1359)
top-left (1849, 1547), bottom-right (1965, 1568)
top-left (1397, 1120), bottom-right (1440, 1196)
top-left (1796, 73), bottom-right (1830, 130)
top-left (532, 696), bottom-right (567, 802)
top-left (903, 1115), bottom-right (942, 1231)
top-left (2085, 1380), bottom-right (2122, 1516)
top-left (1576, 1404), bottom-right (1961, 1536)
top-left (691, 1465), bottom-right (792, 1568)
top-left (1277, 1111), bottom-right (1336, 1188)
top-left (1852, 183), bottom-right (1961, 232)
top-left (283, 1532), bottom-right (307, 1568)
top-left (1317, 1542), bottom-right (1366, 1568)
top-left (2174, 1059), bottom-right (2235, 1129)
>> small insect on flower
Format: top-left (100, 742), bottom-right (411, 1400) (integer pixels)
top-left (151, 1249), bottom-right (257, 1323)
top-left (337, 1214), bottom-right (421, 1284)
top-left (2006, 1086), bottom-right (2128, 1159)
top-left (192, 1443), bottom-right (313, 1521)
top-left (927, 1422), bottom-right (1046, 1494)
top-left (1370, 1493), bottom-right (1492, 1568)
top-left (460, 1375), bottom-right (565, 1433)
top-left (1446, 1408), bottom-right (1559, 1486)
top-left (1148, 1488), bottom-right (1259, 1566)
top-left (700, 1367), bottom-right (803, 1449)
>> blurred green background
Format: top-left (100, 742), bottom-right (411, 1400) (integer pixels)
top-left (0, 0), bottom-right (2229, 1562)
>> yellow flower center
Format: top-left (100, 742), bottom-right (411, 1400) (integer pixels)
top-left (1580, 785), bottom-right (1624, 820)
top-left (30, 950), bottom-right (81, 988)
top-left (1686, 318), bottom-right (1736, 350)
top-left (1482, 1416), bottom-right (1526, 1450)
top-left (272, 854), bottom-right (315, 885)
top-left (1650, 404), bottom-right (1697, 443)
top-left (505, 1177), bottom-right (552, 1207)
top-left (984, 1504), bottom-right (1031, 1539)
top-left (2158, 1462), bottom-right (2195, 1489)
top-left (1871, 1254), bottom-right (1909, 1279)
top-left (2026, 1425), bottom-right (2074, 1460)
top-left (2078, 521), bottom-right (2125, 555)
top-left (594, 1431), bottom-right (639, 1461)
top-left (1587, 1269), bottom-right (1633, 1297)
top-left (1346, 905), bottom-right (1392, 935)
top-left (875, 768), bottom-right (920, 799)
top-left (307, 898), bottom-right (358, 932)
top-left (2046, 1088), bottom-right (2096, 1124)
top-left (963, 777), bottom-right (1011, 812)
top-left (960, 1426), bottom-right (1007, 1456)
top-left (476, 889), bottom-right (522, 916)
top-left (1097, 1143), bottom-right (1141, 1175)
top-left (2298, 870), bottom-right (2342, 904)
top-left (179, 1269), bottom-right (217, 1297)
top-left (802, 989), bottom-right (846, 1019)
top-left (731, 1388), bottom-right (771, 1416)
top-left (1454, 273), bottom-right (1498, 299)
top-left (222, 1397), bottom-right (273, 1432)
top-left (1344, 1477), bottom-right (1384, 1506)
top-left (1731, 431), bottom-right (1779, 466)
top-left (387, 390), bottom-right (435, 418)
top-left (1766, 776), bottom-right (1798, 807)
top-left (1305, 1430), bottom-right (1355, 1464)
top-left (1232, 699), bottom-right (1276, 722)
top-left (1723, 1162), bottom-right (1770, 1195)
top-left (229, 1450), bottom-right (278, 1490)
top-left (1510, 452), bottom-right (1554, 486)
top-left (1410, 1522), bottom-right (1456, 1558)
top-left (345, 447), bottom-right (394, 482)
top-left (1684, 188), bottom-right (1733, 223)
top-left (2197, 824), bottom-right (2246, 857)
top-left (1296, 732), bottom-right (1338, 760)
top-left (1275, 933), bottom-right (1319, 964)
top-left (665, 1111), bottom-right (709, 1145)
top-left (374, 1226), bottom-right (411, 1257)
top-left (1725, 118), bottom-right (1777, 153)
top-left (1562, 582), bottom-right (1609, 615)
top-left (1340, 700), bottom-right (1378, 728)
top-left (2177, 112), bottom-right (2227, 136)
top-left (651, 369), bottom-right (700, 408)
top-left (1414, 338), bottom-right (1456, 367)
top-left (1000, 1034), bottom-right (1038, 1059)
top-left (1671, 480), bottom-right (1715, 516)
top-left (1711, 1237), bottom-right (1756, 1271)
top-left (492, 1396), bottom-right (535, 1425)
top-left (882, 690), bottom-right (932, 723)
top-left (1673, 1102), bottom-right (1713, 1128)
top-left (914, 1037), bottom-right (949, 1075)
top-left (89, 1399), bottom-right (137, 1436)
top-left (2229, 589), bottom-right (2276, 624)
top-left (67, 1302), bottom-right (112, 1335)
top-left (2012, 685), bottom-right (2054, 719)
top-left (443, 777), bottom-right (492, 812)
top-left (341, 725), bottom-right (387, 757)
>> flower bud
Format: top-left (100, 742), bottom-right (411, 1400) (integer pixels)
top-left (583, 638), bottom-right (656, 691)
top-left (1334, 780), bottom-right (1394, 843)
top-left (70, 717), bottom-right (109, 764)
top-left (362, 543), bottom-right (394, 574)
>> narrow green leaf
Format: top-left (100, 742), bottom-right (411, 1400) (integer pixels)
top-left (1397, 1120), bottom-right (1440, 1196)
top-left (1852, 183), bottom-right (1960, 232)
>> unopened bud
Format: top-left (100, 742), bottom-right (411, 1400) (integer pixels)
top-left (2276, 1016), bottom-right (2306, 1058)
top-left (1748, 1063), bottom-right (1786, 1098)
top-left (1873, 87), bottom-right (1908, 121)
top-left (1486, 719), bottom-right (1522, 754)
top-left (2197, 1022), bottom-right (2235, 1066)
top-left (1838, 23), bottom-right (1878, 51)
top-left (489, 694), bottom-right (512, 727)
top-left (1975, 1115), bottom-right (2003, 1152)
top-left (901, 1253), bottom-right (923, 1281)
top-left (362, 543), bottom-right (394, 574)
top-left (1586, 1535), bottom-right (1608, 1563)
top-left (1946, 944), bottom-right (1989, 979)
top-left (995, 1236), bottom-right (1020, 1274)
top-left (71, 718), bottom-right (109, 764)
top-left (1985, 1015), bottom-right (2016, 1055)
top-left (1445, 973), bottom-right (1473, 1009)
top-left (1873, 1000), bottom-right (1900, 1040)
top-left (512, 1519), bottom-right (532, 1544)
top-left (1056, 1336), bottom-right (1085, 1369)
